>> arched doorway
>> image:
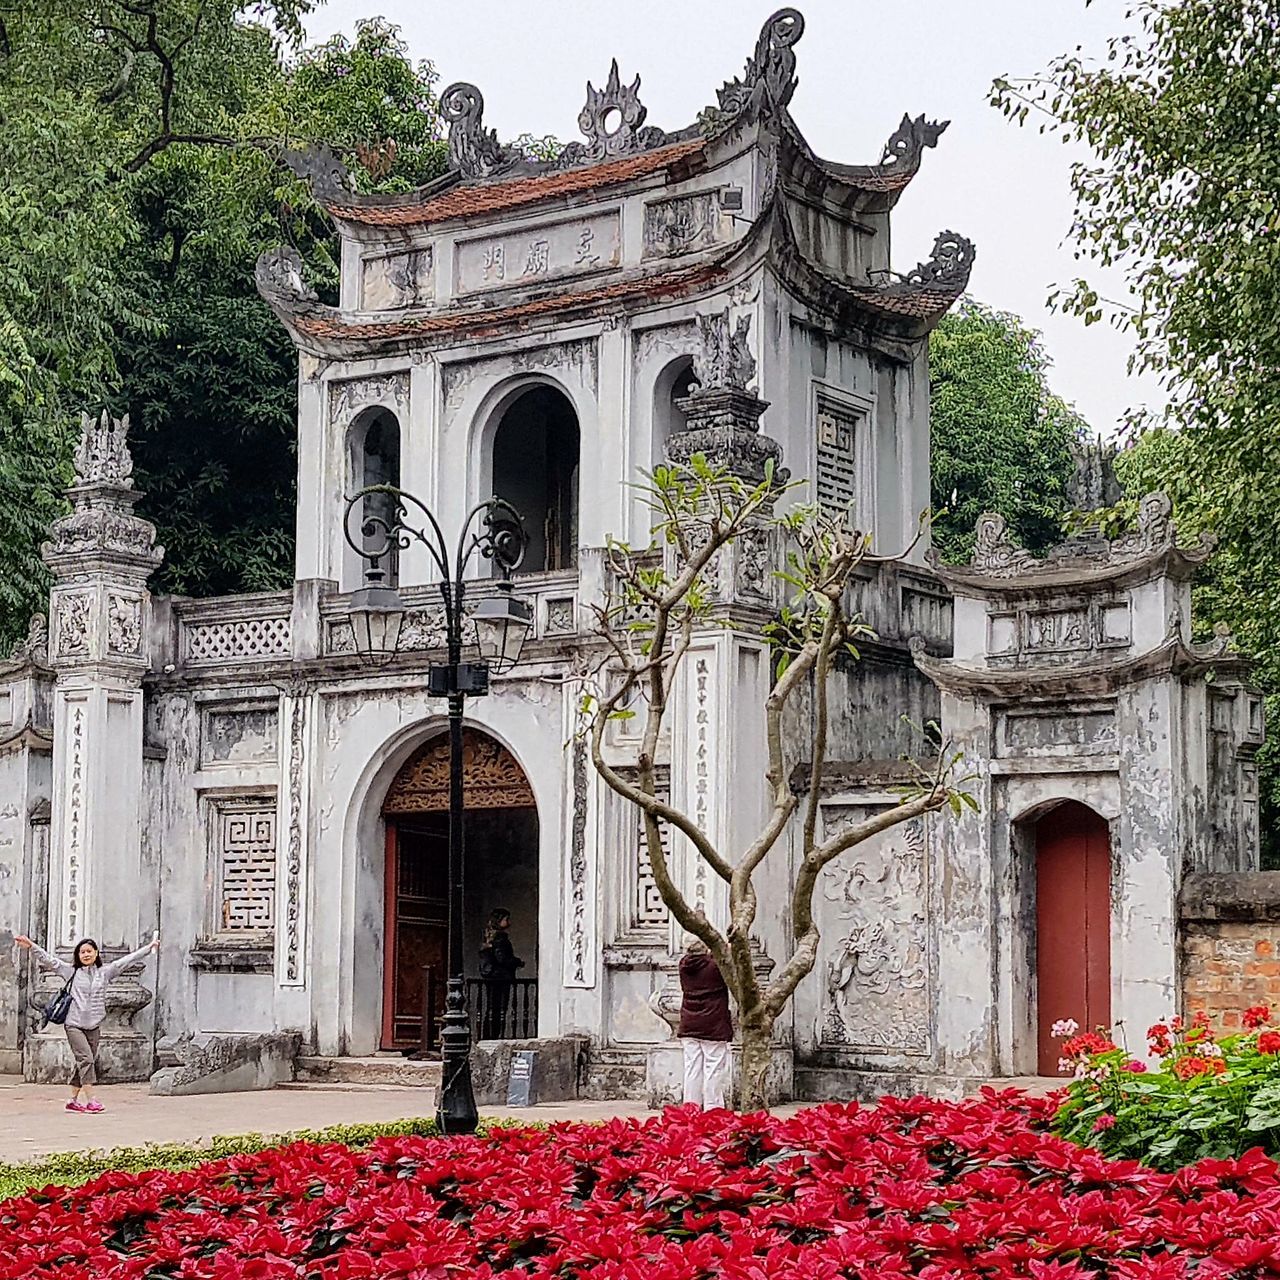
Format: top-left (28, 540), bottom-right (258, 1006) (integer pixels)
top-left (380, 729), bottom-right (539, 1049)
top-left (490, 385), bottom-right (579, 573)
top-left (1034, 801), bottom-right (1112, 1074)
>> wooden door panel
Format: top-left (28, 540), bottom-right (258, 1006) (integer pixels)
top-left (1035, 802), bottom-right (1111, 1075)
top-left (382, 818), bottom-right (449, 1050)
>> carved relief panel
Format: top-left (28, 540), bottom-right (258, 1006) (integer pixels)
top-left (359, 248), bottom-right (434, 310)
top-left (818, 810), bottom-right (930, 1055)
top-left (642, 192), bottom-right (722, 259)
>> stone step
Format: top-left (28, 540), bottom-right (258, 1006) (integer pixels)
top-left (276, 1080), bottom-right (438, 1095)
top-left (295, 1055), bottom-right (443, 1088)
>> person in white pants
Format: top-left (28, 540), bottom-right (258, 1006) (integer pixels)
top-left (677, 935), bottom-right (733, 1107)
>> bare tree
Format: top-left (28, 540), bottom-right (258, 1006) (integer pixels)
top-left (583, 457), bottom-right (968, 1110)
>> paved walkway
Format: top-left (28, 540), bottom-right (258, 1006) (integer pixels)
top-left (0, 1077), bottom-right (668, 1163)
top-left (0, 1074), bottom-right (1058, 1164)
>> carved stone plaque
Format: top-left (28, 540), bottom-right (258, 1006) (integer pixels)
top-left (819, 812), bottom-right (929, 1054)
top-left (642, 192), bottom-right (721, 259)
top-left (360, 248), bottom-right (434, 310)
top-left (202, 706), bottom-right (280, 767)
top-left (454, 212), bottom-right (620, 295)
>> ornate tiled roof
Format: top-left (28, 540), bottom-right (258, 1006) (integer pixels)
top-left (328, 140), bottom-right (706, 229)
top-left (291, 261), bottom-right (727, 345)
top-left (285, 10), bottom-right (950, 231)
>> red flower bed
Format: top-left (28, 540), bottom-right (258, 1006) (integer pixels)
top-left (5, 1092), bottom-right (1280, 1278)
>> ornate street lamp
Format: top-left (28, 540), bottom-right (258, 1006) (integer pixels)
top-left (343, 486), bottom-right (533, 1134)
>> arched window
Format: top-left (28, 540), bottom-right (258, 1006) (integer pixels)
top-left (491, 386), bottom-right (579, 573)
top-left (652, 356), bottom-right (697, 473)
top-left (348, 407), bottom-right (402, 587)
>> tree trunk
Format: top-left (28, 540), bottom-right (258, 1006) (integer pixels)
top-left (738, 1017), bottom-right (774, 1112)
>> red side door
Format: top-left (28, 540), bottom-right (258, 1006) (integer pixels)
top-left (1035, 801), bottom-right (1112, 1075)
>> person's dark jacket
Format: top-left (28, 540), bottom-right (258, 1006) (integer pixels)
top-left (677, 952), bottom-right (733, 1041)
top-left (489, 932), bottom-right (523, 982)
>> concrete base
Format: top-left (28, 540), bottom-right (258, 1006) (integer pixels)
top-left (295, 1055), bottom-right (441, 1089)
top-left (25, 1028), bottom-right (153, 1084)
top-left (470, 1037), bottom-right (587, 1106)
top-left (646, 1042), bottom-right (794, 1108)
top-left (150, 1031), bottom-right (302, 1096)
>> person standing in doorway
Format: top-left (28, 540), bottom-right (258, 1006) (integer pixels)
top-left (678, 934), bottom-right (733, 1108)
top-left (14, 933), bottom-right (159, 1112)
top-left (478, 909), bottom-right (523, 1040)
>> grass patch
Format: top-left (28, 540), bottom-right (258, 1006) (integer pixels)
top-left (0, 1115), bottom-right (442, 1203)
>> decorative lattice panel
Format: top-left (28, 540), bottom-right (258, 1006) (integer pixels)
top-left (217, 802), bottom-right (277, 933)
top-left (185, 616), bottom-right (291, 664)
top-left (816, 403), bottom-right (861, 523)
top-left (632, 770), bottom-right (671, 932)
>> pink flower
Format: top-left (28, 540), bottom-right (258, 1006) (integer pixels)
top-left (1093, 1113), bottom-right (1117, 1131)
top-left (1051, 1018), bottom-right (1080, 1038)
top-left (1122, 1060), bottom-right (1147, 1073)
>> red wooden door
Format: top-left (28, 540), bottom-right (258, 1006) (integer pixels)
top-left (1035, 802), bottom-right (1111, 1075)
top-left (381, 818), bottom-right (449, 1049)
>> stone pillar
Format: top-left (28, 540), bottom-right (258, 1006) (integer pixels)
top-left (647, 307), bottom-right (795, 1100)
top-left (31, 410), bottom-right (164, 1082)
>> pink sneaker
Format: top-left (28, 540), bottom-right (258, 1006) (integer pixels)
top-left (65, 1100), bottom-right (86, 1112)
top-left (83, 1101), bottom-right (105, 1113)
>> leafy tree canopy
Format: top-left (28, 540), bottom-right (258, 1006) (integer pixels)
top-left (929, 300), bottom-right (1083, 564)
top-left (993, 0), bottom-right (1280, 860)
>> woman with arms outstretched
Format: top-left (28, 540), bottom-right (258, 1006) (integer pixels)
top-left (14, 933), bottom-right (159, 1112)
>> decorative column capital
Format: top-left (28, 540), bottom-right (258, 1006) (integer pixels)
top-left (42, 412), bottom-right (163, 674)
top-left (663, 310), bottom-right (788, 488)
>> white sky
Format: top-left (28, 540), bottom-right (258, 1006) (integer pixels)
top-left (305, 0), bottom-right (1163, 434)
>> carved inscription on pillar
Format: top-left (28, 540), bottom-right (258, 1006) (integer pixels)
top-left (692, 656), bottom-right (711, 915)
top-left (567, 738), bottom-right (589, 985)
top-left (455, 212), bottom-right (621, 295)
top-left (62, 702), bottom-right (86, 945)
top-left (819, 812), bottom-right (930, 1054)
top-left (283, 697), bottom-right (306, 984)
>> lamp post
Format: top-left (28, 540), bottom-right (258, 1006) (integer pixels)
top-left (343, 486), bottom-right (533, 1134)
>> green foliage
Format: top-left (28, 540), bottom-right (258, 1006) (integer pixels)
top-left (928, 300), bottom-right (1082, 563)
top-left (0, 9), bottom-right (449, 637)
top-left (992, 0), bottom-right (1280, 860)
top-left (1052, 1013), bottom-right (1280, 1170)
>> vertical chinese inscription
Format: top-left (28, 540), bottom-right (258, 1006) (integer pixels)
top-left (567, 738), bottom-right (589, 984)
top-left (284, 697), bottom-right (306, 982)
top-left (64, 703), bottom-right (86, 945)
top-left (692, 657), bottom-right (711, 914)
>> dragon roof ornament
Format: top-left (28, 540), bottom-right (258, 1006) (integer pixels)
top-left (441, 82), bottom-right (519, 180)
top-left (691, 309), bottom-right (757, 393)
top-left (74, 408), bottom-right (134, 488)
top-left (902, 231), bottom-right (976, 291)
top-left (713, 8), bottom-right (806, 125)
top-left (879, 113), bottom-right (949, 173)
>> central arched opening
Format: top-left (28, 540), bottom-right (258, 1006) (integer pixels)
top-left (380, 728), bottom-right (540, 1050)
top-left (490, 385), bottom-right (579, 573)
top-left (1032, 800), bottom-right (1112, 1074)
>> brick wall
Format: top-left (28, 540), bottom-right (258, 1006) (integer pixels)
top-left (1181, 873), bottom-right (1280, 1030)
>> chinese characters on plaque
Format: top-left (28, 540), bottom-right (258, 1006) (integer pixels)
top-left (455, 212), bottom-right (621, 294)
